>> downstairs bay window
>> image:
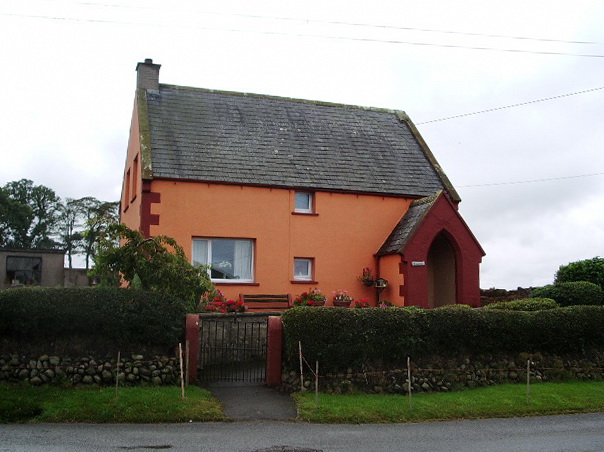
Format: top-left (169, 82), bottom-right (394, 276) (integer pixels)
top-left (192, 238), bottom-right (254, 283)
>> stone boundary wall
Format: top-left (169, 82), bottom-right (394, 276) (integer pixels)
top-left (282, 352), bottom-right (604, 394)
top-left (0, 353), bottom-right (182, 386)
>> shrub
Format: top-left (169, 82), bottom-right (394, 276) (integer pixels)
top-left (484, 297), bottom-right (559, 311)
top-left (531, 281), bottom-right (603, 307)
top-left (92, 224), bottom-right (213, 310)
top-left (0, 287), bottom-right (186, 353)
top-left (555, 257), bottom-right (604, 289)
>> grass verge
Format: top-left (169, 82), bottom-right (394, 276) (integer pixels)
top-left (295, 381), bottom-right (604, 423)
top-left (0, 384), bottom-right (224, 423)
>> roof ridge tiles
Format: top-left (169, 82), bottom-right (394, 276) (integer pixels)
top-left (157, 83), bottom-right (406, 116)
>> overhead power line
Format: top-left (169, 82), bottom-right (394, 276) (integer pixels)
top-left (3, 11), bottom-right (604, 58)
top-left (458, 172), bottom-right (604, 188)
top-left (68, 1), bottom-right (603, 47)
top-left (416, 86), bottom-right (604, 125)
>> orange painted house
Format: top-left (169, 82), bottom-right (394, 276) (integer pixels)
top-left (121, 59), bottom-right (485, 308)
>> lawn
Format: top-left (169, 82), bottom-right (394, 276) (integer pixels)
top-left (295, 381), bottom-right (604, 423)
top-left (2, 381), bottom-right (604, 424)
top-left (0, 385), bottom-right (224, 423)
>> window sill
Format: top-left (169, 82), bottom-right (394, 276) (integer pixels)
top-left (291, 212), bottom-right (319, 216)
top-left (214, 282), bottom-right (260, 286)
top-left (291, 280), bottom-right (318, 284)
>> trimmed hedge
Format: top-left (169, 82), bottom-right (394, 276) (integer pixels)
top-left (282, 305), bottom-right (604, 372)
top-left (531, 281), bottom-right (603, 307)
top-left (0, 287), bottom-right (186, 353)
top-left (483, 297), bottom-right (559, 311)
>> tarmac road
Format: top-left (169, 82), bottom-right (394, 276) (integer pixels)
top-left (1, 412), bottom-right (604, 452)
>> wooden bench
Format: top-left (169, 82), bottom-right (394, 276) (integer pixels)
top-left (239, 294), bottom-right (292, 312)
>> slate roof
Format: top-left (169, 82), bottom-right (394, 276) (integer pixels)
top-left (142, 84), bottom-right (457, 198)
top-left (377, 191), bottom-right (440, 255)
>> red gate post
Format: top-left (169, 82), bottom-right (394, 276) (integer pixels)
top-left (266, 316), bottom-right (283, 386)
top-left (185, 314), bottom-right (200, 384)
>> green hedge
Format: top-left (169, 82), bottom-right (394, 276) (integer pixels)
top-left (531, 281), bottom-right (603, 307)
top-left (0, 287), bottom-right (186, 351)
top-left (282, 305), bottom-right (604, 371)
top-left (555, 257), bottom-right (604, 289)
top-left (483, 297), bottom-right (559, 311)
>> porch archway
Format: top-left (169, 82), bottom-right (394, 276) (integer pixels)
top-left (427, 232), bottom-right (456, 308)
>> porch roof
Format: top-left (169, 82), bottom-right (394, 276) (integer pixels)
top-left (377, 191), bottom-right (440, 255)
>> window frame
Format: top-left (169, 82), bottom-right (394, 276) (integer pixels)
top-left (192, 238), bottom-right (255, 284)
top-left (293, 257), bottom-right (314, 282)
top-left (294, 191), bottom-right (314, 214)
top-left (6, 256), bottom-right (42, 286)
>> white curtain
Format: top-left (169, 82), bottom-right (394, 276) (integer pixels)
top-left (192, 240), bottom-right (209, 267)
top-left (233, 240), bottom-right (253, 280)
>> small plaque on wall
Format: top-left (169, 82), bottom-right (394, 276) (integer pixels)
top-left (411, 261), bottom-right (426, 267)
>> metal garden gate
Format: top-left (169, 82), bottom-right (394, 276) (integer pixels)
top-left (197, 313), bottom-right (269, 382)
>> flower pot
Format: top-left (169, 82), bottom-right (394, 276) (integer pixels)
top-left (363, 280), bottom-right (375, 287)
top-left (332, 300), bottom-right (352, 307)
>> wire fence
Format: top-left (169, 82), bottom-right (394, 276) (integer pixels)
top-left (296, 342), bottom-right (604, 408)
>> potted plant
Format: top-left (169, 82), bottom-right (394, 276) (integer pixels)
top-left (332, 289), bottom-right (353, 307)
top-left (294, 288), bottom-right (326, 307)
top-left (357, 267), bottom-right (375, 287)
top-left (354, 298), bottom-right (371, 308)
top-left (198, 288), bottom-right (246, 313)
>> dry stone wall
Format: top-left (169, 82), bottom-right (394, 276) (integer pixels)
top-left (282, 352), bottom-right (604, 394)
top-left (0, 353), bottom-right (182, 386)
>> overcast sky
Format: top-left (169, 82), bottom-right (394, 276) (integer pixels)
top-left (1, 0), bottom-right (603, 289)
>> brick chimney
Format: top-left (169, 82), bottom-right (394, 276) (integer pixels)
top-left (136, 58), bottom-right (161, 90)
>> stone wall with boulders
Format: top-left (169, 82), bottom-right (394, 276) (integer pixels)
top-left (0, 353), bottom-right (182, 386)
top-left (281, 351), bottom-right (604, 394)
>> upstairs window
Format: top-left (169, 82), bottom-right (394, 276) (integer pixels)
top-left (124, 168), bottom-right (131, 211)
top-left (132, 155), bottom-right (139, 201)
top-left (192, 238), bottom-right (254, 283)
top-left (6, 256), bottom-right (42, 286)
top-left (294, 192), bottom-right (313, 214)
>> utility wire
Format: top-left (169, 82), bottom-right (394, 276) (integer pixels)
top-left (458, 172), bottom-right (604, 188)
top-left (63, 1), bottom-right (603, 47)
top-left (416, 86), bottom-right (604, 125)
top-left (3, 12), bottom-right (604, 58)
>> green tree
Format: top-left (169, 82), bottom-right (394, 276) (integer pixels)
top-left (0, 179), bottom-right (61, 248)
top-left (555, 257), bottom-right (604, 290)
top-left (73, 197), bottom-right (119, 269)
top-left (0, 188), bottom-right (32, 247)
top-left (58, 198), bottom-right (84, 268)
top-left (91, 224), bottom-right (212, 310)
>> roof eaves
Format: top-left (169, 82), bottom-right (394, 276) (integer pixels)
top-left (149, 175), bottom-right (427, 199)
